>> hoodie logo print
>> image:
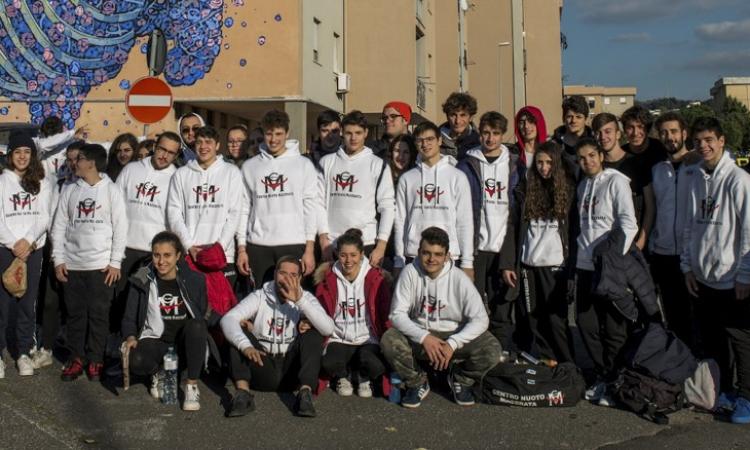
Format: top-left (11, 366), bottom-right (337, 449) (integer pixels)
top-left (135, 182), bottom-right (160, 202)
top-left (159, 293), bottom-right (184, 315)
top-left (417, 184), bottom-right (444, 204)
top-left (262, 172), bottom-right (287, 193)
top-left (267, 317), bottom-right (289, 336)
top-left (339, 297), bottom-right (365, 318)
top-left (484, 179), bottom-right (505, 199)
top-left (77, 198), bottom-right (101, 218)
top-left (192, 183), bottom-right (220, 203)
top-left (582, 194), bottom-right (598, 215)
top-left (420, 295), bottom-right (446, 320)
top-left (10, 192), bottom-right (35, 211)
top-left (701, 196), bottom-right (720, 220)
top-left (333, 172), bottom-right (358, 192)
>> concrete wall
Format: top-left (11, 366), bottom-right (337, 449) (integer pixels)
top-left (301, 0), bottom-right (344, 110)
top-left (523, 0), bottom-right (563, 129)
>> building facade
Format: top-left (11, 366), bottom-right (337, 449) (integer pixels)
top-left (564, 85), bottom-right (637, 119)
top-left (711, 77), bottom-right (750, 112)
top-left (0, 1), bottom-right (563, 147)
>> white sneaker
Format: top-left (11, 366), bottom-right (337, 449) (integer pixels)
top-left (585, 381), bottom-right (606, 402)
top-left (183, 383), bottom-right (200, 411)
top-left (150, 371), bottom-right (164, 399)
top-left (357, 380), bottom-right (373, 398)
top-left (31, 348), bottom-right (53, 369)
top-left (598, 393), bottom-right (615, 407)
top-left (0, 359), bottom-right (5, 379)
top-left (17, 354), bottom-right (34, 376)
top-left (336, 377), bottom-right (353, 396)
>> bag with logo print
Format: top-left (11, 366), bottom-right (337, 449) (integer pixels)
top-left (476, 361), bottom-right (585, 407)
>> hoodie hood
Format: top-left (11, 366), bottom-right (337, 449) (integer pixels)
top-left (514, 106), bottom-right (548, 165)
top-left (335, 146), bottom-right (373, 161)
top-left (176, 114), bottom-right (205, 149)
top-left (258, 139), bottom-right (301, 160)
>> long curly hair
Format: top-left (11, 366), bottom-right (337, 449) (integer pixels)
top-left (5, 146), bottom-right (46, 195)
top-left (523, 141), bottom-right (574, 222)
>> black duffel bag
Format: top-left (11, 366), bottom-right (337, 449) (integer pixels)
top-left (476, 362), bottom-right (585, 407)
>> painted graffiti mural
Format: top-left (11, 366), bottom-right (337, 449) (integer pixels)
top-left (0, 0), bottom-right (226, 129)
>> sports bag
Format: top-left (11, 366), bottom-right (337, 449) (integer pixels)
top-left (476, 361), bottom-right (585, 407)
top-left (613, 368), bottom-right (684, 424)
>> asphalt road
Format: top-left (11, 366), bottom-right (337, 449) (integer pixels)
top-left (1, 358), bottom-right (749, 450)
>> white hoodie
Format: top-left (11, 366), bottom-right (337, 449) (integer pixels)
top-left (465, 147), bottom-right (511, 253)
top-left (650, 158), bottom-right (699, 256)
top-left (329, 256), bottom-right (378, 346)
top-left (0, 171), bottom-right (52, 249)
top-left (167, 157), bottom-right (244, 262)
top-left (51, 176), bottom-right (128, 270)
top-left (116, 157), bottom-right (176, 252)
top-left (389, 259), bottom-right (488, 351)
top-left (221, 281), bottom-right (334, 355)
top-left (238, 141), bottom-right (320, 246)
top-left (680, 152), bottom-right (750, 289)
top-left (318, 147), bottom-right (395, 246)
top-left (394, 156), bottom-right (474, 268)
top-left (575, 168), bottom-right (638, 271)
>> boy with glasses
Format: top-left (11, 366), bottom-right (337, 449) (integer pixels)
top-left (369, 101), bottom-right (412, 158)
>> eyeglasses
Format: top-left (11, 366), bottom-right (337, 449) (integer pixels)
top-left (181, 125), bottom-right (201, 134)
top-left (227, 140), bottom-right (245, 146)
top-left (155, 145), bottom-right (179, 157)
top-left (381, 114), bottom-right (403, 123)
top-left (415, 136), bottom-right (437, 145)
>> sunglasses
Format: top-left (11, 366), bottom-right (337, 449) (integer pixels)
top-left (181, 125), bottom-right (201, 134)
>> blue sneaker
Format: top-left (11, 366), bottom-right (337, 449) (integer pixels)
top-left (448, 372), bottom-right (475, 406)
top-left (731, 396), bottom-right (750, 424)
top-left (717, 392), bottom-right (737, 412)
top-left (401, 381), bottom-right (430, 408)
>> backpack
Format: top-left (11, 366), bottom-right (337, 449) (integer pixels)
top-left (613, 368), bottom-right (684, 424)
top-left (476, 362), bottom-right (585, 407)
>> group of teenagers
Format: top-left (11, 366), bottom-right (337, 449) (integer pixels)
top-left (0, 91), bottom-right (749, 423)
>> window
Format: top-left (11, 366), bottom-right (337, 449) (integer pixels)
top-left (313, 18), bottom-right (321, 64)
top-left (619, 97), bottom-right (627, 104)
top-left (604, 97), bottom-right (611, 105)
top-left (587, 97), bottom-right (595, 109)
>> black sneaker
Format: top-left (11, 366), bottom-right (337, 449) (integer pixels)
top-left (448, 374), bottom-right (475, 406)
top-left (226, 389), bottom-right (255, 418)
top-left (296, 387), bottom-right (317, 418)
top-left (401, 381), bottom-right (430, 408)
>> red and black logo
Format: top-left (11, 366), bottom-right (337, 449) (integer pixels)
top-left (483, 178), bottom-right (505, 198)
top-left (10, 192), bottom-right (35, 211)
top-left (158, 293), bottom-right (183, 315)
top-left (417, 183), bottom-right (444, 204)
top-left (339, 297), bottom-right (365, 319)
top-left (192, 183), bottom-right (220, 203)
top-left (266, 317), bottom-right (289, 336)
top-left (582, 194), bottom-right (598, 214)
top-left (77, 198), bottom-right (101, 218)
top-left (261, 172), bottom-right (287, 193)
top-left (135, 182), bottom-right (160, 202)
top-left (333, 172), bottom-right (358, 192)
top-left (420, 295), bottom-right (446, 319)
top-left (701, 196), bottom-right (719, 220)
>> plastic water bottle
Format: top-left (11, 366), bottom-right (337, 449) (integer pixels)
top-left (388, 373), bottom-right (402, 404)
top-left (162, 347), bottom-right (178, 405)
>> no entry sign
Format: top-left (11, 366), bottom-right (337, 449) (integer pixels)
top-left (126, 77), bottom-right (173, 124)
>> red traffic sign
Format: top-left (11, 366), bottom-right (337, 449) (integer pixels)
top-left (126, 77), bottom-right (173, 124)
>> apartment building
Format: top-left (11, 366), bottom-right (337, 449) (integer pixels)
top-left (564, 85), bottom-right (638, 119)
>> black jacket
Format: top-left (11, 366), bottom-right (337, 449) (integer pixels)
top-left (121, 262), bottom-right (209, 340)
top-left (439, 122), bottom-right (481, 161)
top-left (498, 177), bottom-right (576, 300)
top-left (591, 228), bottom-right (659, 322)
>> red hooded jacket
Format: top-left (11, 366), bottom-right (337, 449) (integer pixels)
top-left (185, 243), bottom-right (237, 317)
top-left (514, 105), bottom-right (548, 166)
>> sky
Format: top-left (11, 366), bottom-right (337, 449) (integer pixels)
top-left (561, 0), bottom-right (750, 101)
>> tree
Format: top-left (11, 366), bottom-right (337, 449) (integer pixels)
top-left (678, 97), bottom-right (750, 154)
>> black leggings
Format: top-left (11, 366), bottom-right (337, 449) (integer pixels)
top-left (321, 342), bottom-right (386, 381)
top-left (129, 319), bottom-right (207, 380)
top-left (0, 248), bottom-right (43, 355)
top-left (229, 329), bottom-right (324, 391)
top-left (247, 244), bottom-right (306, 285)
top-left (38, 242), bottom-right (64, 350)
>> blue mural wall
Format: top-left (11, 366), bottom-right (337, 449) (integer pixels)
top-left (0, 0), bottom-right (226, 129)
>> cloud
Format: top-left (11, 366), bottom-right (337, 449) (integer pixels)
top-left (609, 32), bottom-right (652, 43)
top-left (573, 0), bottom-right (740, 24)
top-left (695, 18), bottom-right (750, 41)
top-left (680, 49), bottom-right (750, 71)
